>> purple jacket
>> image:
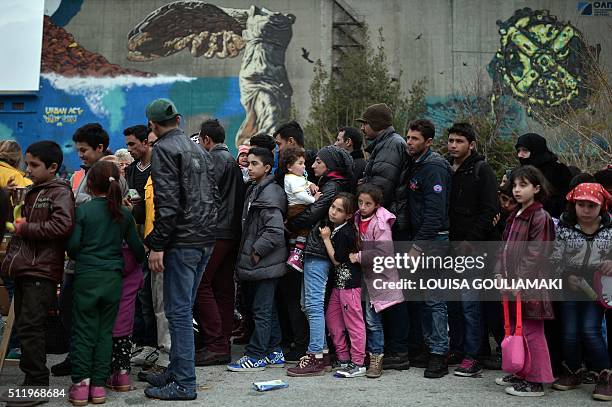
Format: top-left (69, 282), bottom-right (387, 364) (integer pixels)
top-left (355, 207), bottom-right (405, 312)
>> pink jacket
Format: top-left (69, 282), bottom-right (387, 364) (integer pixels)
top-left (355, 207), bottom-right (405, 312)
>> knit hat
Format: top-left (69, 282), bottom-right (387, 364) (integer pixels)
top-left (566, 183), bottom-right (611, 211)
top-left (356, 103), bottom-right (393, 131)
top-left (146, 98), bottom-right (179, 122)
top-left (317, 145), bottom-right (354, 174)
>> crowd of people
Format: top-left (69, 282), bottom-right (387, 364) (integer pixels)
top-left (0, 98), bottom-right (611, 406)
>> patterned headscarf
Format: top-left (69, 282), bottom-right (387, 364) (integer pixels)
top-left (566, 182), bottom-right (611, 211)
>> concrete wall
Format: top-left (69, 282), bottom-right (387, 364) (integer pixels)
top-left (0, 0), bottom-right (609, 170)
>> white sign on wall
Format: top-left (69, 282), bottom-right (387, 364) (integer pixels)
top-left (0, 0), bottom-right (44, 92)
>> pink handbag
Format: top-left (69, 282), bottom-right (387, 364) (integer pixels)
top-left (501, 294), bottom-right (530, 374)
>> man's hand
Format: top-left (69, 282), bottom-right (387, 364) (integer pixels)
top-left (567, 274), bottom-right (580, 291)
top-left (492, 213), bottom-right (501, 227)
top-left (251, 251), bottom-right (261, 265)
top-left (122, 198), bottom-right (133, 210)
top-left (308, 183), bottom-right (319, 195)
top-left (149, 250), bottom-right (165, 273)
top-left (314, 191), bottom-right (322, 201)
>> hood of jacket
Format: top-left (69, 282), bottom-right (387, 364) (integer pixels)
top-left (449, 151), bottom-right (485, 173)
top-left (415, 149), bottom-right (452, 173)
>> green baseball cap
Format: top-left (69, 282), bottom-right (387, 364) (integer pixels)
top-left (146, 98), bottom-right (179, 122)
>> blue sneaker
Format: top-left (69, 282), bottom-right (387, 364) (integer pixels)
top-left (227, 355), bottom-right (267, 372)
top-left (265, 351), bottom-right (285, 368)
top-left (144, 369), bottom-right (173, 388)
top-left (144, 381), bottom-right (196, 400)
top-left (6, 348), bottom-right (21, 361)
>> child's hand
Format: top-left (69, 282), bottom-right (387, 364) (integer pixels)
top-left (314, 191), bottom-right (322, 201)
top-left (600, 260), bottom-right (612, 276)
top-left (349, 253), bottom-right (359, 264)
top-left (319, 226), bottom-right (331, 240)
top-left (308, 184), bottom-right (319, 195)
top-left (567, 274), bottom-right (581, 291)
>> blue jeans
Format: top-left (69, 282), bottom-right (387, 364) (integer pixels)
top-left (561, 300), bottom-right (610, 371)
top-left (421, 235), bottom-right (449, 356)
top-left (363, 300), bottom-right (384, 354)
top-left (133, 265), bottom-right (157, 347)
top-left (243, 278), bottom-right (282, 359)
top-left (302, 255), bottom-right (331, 354)
top-left (163, 245), bottom-right (213, 392)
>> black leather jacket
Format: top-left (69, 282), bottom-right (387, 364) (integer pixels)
top-left (144, 127), bottom-right (218, 251)
top-left (209, 143), bottom-right (245, 240)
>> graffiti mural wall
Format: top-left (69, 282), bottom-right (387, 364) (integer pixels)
top-left (1, 0), bottom-right (295, 170)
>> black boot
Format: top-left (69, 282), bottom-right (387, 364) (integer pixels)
top-left (424, 353), bottom-right (448, 378)
top-left (50, 355), bottom-right (71, 377)
top-left (382, 352), bottom-right (410, 371)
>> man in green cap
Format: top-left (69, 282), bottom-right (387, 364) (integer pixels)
top-left (142, 98), bottom-right (219, 400)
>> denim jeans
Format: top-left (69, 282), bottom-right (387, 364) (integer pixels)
top-left (243, 278), bottom-right (282, 359)
top-left (363, 300), bottom-right (384, 354)
top-left (561, 300), bottom-right (610, 371)
top-left (421, 235), bottom-right (449, 356)
top-left (163, 245), bottom-right (213, 392)
top-left (302, 255), bottom-right (331, 354)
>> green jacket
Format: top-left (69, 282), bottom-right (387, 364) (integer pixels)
top-left (67, 198), bottom-right (145, 273)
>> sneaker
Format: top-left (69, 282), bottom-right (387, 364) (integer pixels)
top-left (195, 349), bottom-right (231, 366)
top-left (51, 356), bottom-right (71, 377)
top-left (106, 371), bottom-right (131, 392)
top-left (495, 374), bottom-right (523, 386)
top-left (552, 362), bottom-right (584, 391)
top-left (89, 385), bottom-right (106, 404)
top-left (366, 353), bottom-right (384, 379)
top-left (130, 344), bottom-right (143, 359)
top-left (286, 244), bottom-right (304, 272)
top-left (68, 380), bottom-right (90, 406)
top-left (331, 359), bottom-right (350, 372)
top-left (284, 348), bottom-right (306, 364)
top-left (335, 362), bottom-right (366, 378)
top-left (227, 355), bottom-right (267, 372)
top-left (382, 352), bottom-right (410, 370)
top-left (481, 353), bottom-right (502, 370)
top-left (144, 368), bottom-right (172, 388)
top-left (454, 357), bottom-right (483, 377)
top-left (138, 364), bottom-right (166, 382)
top-left (593, 370), bottom-right (612, 401)
top-left (322, 352), bottom-right (333, 372)
top-left (446, 351), bottom-right (463, 366)
top-left (5, 348), bottom-right (21, 361)
top-left (583, 370), bottom-right (598, 384)
top-left (144, 381), bottom-right (196, 401)
top-left (424, 353), bottom-right (448, 379)
top-left (409, 353), bottom-right (429, 369)
top-left (286, 354), bottom-right (326, 377)
top-left (265, 351), bottom-right (285, 368)
top-left (130, 346), bottom-right (159, 367)
top-left (505, 381), bottom-right (545, 397)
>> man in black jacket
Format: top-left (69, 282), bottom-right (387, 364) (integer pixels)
top-left (446, 122), bottom-right (498, 378)
top-left (405, 119), bottom-right (452, 379)
top-left (335, 126), bottom-right (367, 182)
top-left (515, 132), bottom-right (571, 218)
top-left (357, 103), bottom-right (409, 372)
top-left (274, 121), bottom-right (318, 184)
top-left (143, 98), bottom-right (218, 401)
top-left (358, 103), bottom-right (407, 207)
top-left (194, 119), bottom-right (246, 366)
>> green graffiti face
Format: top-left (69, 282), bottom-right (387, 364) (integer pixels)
top-left (488, 8), bottom-right (592, 123)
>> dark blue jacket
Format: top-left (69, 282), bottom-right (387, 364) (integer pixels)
top-left (406, 149), bottom-right (451, 241)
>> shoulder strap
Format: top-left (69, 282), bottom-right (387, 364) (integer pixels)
top-left (473, 160), bottom-right (485, 181)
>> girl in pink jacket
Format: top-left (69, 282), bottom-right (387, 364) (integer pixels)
top-left (349, 184), bottom-right (404, 378)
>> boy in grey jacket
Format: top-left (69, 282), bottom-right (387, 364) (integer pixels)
top-left (227, 147), bottom-right (288, 372)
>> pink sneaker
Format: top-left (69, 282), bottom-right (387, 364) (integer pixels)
top-left (69, 380), bottom-right (89, 406)
top-left (89, 385), bottom-right (106, 404)
top-left (106, 371), bottom-right (131, 392)
top-left (287, 242), bottom-right (304, 272)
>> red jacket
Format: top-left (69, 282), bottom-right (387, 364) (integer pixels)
top-left (497, 201), bottom-right (556, 319)
top-left (1, 178), bottom-right (75, 283)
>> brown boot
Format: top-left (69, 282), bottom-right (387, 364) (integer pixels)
top-left (593, 370), bottom-right (612, 401)
top-left (552, 362), bottom-right (584, 391)
top-left (366, 353), bottom-right (384, 378)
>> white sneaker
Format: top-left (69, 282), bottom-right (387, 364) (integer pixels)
top-left (334, 362), bottom-right (366, 378)
top-left (130, 346), bottom-right (159, 366)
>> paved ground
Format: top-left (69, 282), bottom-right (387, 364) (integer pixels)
top-left (1, 349), bottom-right (608, 407)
